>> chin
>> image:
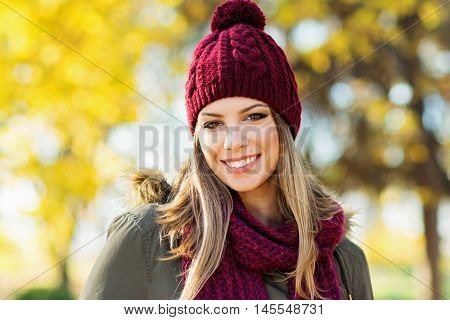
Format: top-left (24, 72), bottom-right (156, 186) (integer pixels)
top-left (220, 175), bottom-right (266, 193)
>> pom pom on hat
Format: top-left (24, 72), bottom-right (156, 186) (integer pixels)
top-left (211, 0), bottom-right (266, 32)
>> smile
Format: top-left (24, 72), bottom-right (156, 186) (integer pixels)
top-left (221, 154), bottom-right (261, 171)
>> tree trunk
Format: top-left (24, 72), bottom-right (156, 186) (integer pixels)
top-left (423, 199), bottom-right (442, 299)
top-left (59, 259), bottom-right (70, 290)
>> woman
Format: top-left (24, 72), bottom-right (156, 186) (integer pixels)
top-left (80, 0), bottom-right (373, 300)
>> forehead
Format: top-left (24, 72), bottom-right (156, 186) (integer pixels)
top-left (199, 97), bottom-right (267, 115)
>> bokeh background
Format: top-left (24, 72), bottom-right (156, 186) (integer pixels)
top-left (0, 0), bottom-right (449, 300)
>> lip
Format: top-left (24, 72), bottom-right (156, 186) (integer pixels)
top-left (221, 154), bottom-right (260, 162)
top-left (220, 154), bottom-right (261, 174)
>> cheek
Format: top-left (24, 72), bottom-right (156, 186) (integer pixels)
top-left (262, 126), bottom-right (280, 171)
top-left (199, 134), bottom-right (223, 168)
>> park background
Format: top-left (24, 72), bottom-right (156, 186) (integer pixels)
top-left (0, 0), bottom-right (449, 299)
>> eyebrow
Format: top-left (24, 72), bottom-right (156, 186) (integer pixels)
top-left (200, 104), bottom-right (269, 118)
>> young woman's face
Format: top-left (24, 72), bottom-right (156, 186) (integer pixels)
top-left (197, 97), bottom-right (279, 192)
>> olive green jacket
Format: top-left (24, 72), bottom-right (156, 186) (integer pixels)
top-left (79, 170), bottom-right (374, 300)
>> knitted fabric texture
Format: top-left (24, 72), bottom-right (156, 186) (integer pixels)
top-left (185, 0), bottom-right (302, 138)
top-left (181, 191), bottom-right (346, 299)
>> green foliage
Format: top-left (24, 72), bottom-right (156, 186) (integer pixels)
top-left (15, 286), bottom-right (74, 300)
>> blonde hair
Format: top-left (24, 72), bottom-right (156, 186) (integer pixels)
top-left (154, 110), bottom-right (342, 300)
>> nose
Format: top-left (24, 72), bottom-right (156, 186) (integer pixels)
top-left (223, 126), bottom-right (247, 151)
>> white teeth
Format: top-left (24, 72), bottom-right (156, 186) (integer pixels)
top-left (225, 156), bottom-right (257, 169)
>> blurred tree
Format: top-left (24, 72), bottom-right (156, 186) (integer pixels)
top-left (0, 0), bottom-right (191, 295)
top-left (275, 0), bottom-right (449, 299)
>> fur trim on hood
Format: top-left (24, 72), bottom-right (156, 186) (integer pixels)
top-left (126, 168), bottom-right (355, 235)
top-left (126, 167), bottom-right (172, 208)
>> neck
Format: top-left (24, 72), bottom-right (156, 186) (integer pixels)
top-left (237, 178), bottom-right (282, 228)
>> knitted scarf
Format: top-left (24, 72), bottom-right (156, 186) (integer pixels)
top-left (181, 192), bottom-right (346, 300)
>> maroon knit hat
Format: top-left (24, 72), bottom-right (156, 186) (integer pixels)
top-left (185, 0), bottom-right (302, 138)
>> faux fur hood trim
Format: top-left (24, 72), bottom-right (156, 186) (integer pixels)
top-left (127, 167), bottom-right (172, 208)
top-left (126, 168), bottom-right (355, 235)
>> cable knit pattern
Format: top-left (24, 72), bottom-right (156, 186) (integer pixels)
top-left (181, 192), bottom-right (346, 300)
top-left (185, 0), bottom-right (302, 138)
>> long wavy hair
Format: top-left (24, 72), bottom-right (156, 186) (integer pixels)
top-left (153, 109), bottom-right (342, 300)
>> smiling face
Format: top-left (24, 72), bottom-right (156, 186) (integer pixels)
top-left (196, 97), bottom-right (280, 193)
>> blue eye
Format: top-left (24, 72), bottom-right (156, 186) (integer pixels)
top-left (245, 113), bottom-right (268, 121)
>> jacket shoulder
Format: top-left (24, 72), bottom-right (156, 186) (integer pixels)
top-left (334, 237), bottom-right (374, 300)
top-left (336, 237), bottom-right (365, 259)
top-left (127, 203), bottom-right (162, 234)
top-left (79, 203), bottom-right (162, 300)
top-left (127, 203), bottom-right (183, 299)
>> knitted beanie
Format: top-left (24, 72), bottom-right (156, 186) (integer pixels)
top-left (185, 0), bottom-right (302, 138)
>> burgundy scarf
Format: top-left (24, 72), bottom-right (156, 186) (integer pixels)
top-left (181, 192), bottom-right (346, 299)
